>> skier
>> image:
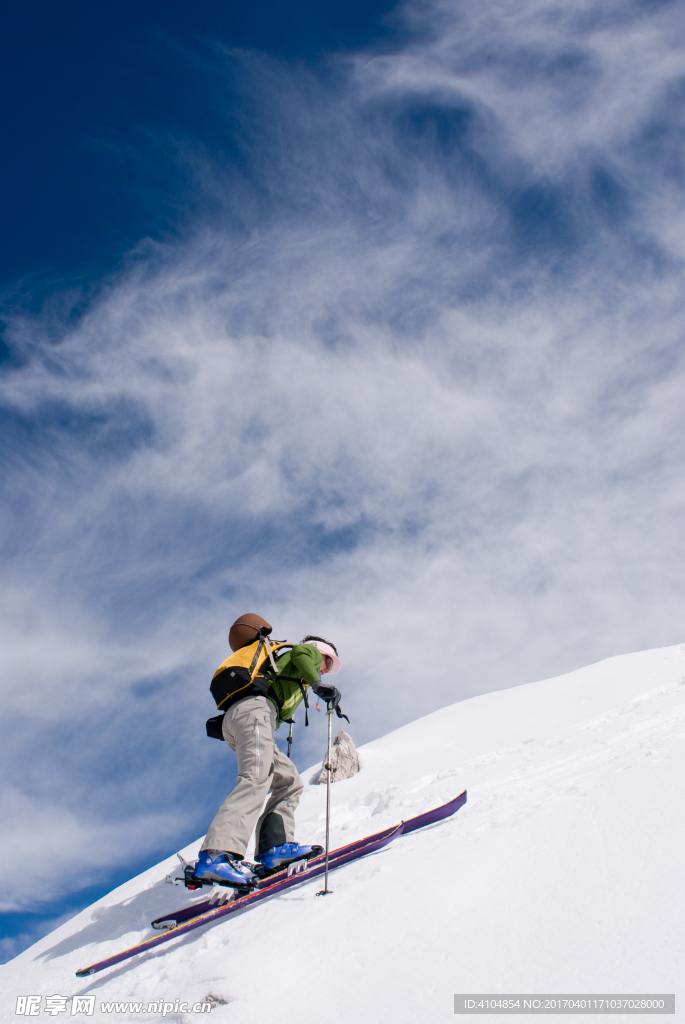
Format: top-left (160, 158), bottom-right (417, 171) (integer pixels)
top-left (195, 613), bottom-right (343, 887)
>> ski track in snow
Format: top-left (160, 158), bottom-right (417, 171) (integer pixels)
top-left (1, 644), bottom-right (684, 1023)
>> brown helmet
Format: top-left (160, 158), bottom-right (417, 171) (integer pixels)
top-left (228, 613), bottom-right (273, 652)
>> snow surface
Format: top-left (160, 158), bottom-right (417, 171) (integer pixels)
top-left (2, 644), bottom-right (684, 1023)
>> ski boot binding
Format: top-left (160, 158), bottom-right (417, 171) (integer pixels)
top-left (180, 850), bottom-right (258, 893)
top-left (256, 842), bottom-right (323, 875)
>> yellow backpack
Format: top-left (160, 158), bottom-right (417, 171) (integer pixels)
top-left (209, 635), bottom-right (292, 711)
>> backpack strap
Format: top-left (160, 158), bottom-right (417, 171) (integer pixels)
top-left (248, 637), bottom-right (266, 677)
top-left (262, 636), bottom-right (278, 674)
top-left (298, 682), bottom-right (309, 727)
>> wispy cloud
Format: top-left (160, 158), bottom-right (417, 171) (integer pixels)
top-left (1, 0), bottom-right (684, 938)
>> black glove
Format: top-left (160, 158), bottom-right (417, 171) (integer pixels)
top-left (312, 682), bottom-right (350, 722)
top-left (312, 682), bottom-right (341, 706)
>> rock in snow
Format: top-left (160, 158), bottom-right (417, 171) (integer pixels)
top-left (311, 729), bottom-right (361, 783)
top-left (1, 643), bottom-right (684, 1023)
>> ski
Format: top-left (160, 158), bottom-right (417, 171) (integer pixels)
top-left (76, 822), bottom-right (403, 977)
top-left (75, 790), bottom-right (466, 978)
top-left (400, 789), bottom-right (467, 836)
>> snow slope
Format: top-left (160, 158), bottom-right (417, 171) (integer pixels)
top-left (2, 645), bottom-right (684, 1023)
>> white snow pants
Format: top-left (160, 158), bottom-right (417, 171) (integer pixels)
top-left (201, 695), bottom-right (304, 859)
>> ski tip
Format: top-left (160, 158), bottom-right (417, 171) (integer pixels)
top-left (75, 967), bottom-right (95, 978)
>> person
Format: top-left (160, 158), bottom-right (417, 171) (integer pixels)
top-left (194, 613), bottom-right (343, 886)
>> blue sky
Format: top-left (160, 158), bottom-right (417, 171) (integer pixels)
top-left (2, 0), bottom-right (685, 961)
top-left (1, 0), bottom-right (400, 284)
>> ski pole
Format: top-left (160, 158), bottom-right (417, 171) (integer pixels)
top-left (316, 699), bottom-right (334, 896)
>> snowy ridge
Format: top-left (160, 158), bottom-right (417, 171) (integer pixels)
top-left (2, 644), bottom-right (684, 1023)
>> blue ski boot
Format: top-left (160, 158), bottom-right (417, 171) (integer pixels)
top-left (257, 842), bottom-right (322, 871)
top-left (193, 850), bottom-right (257, 888)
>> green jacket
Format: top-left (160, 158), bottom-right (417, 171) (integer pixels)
top-left (265, 643), bottom-right (323, 728)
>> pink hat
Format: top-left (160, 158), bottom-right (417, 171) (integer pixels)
top-left (304, 640), bottom-right (342, 674)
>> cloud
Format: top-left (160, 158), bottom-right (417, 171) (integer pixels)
top-left (0, 785), bottom-right (184, 914)
top-left (1, 0), bottom-right (685, 926)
